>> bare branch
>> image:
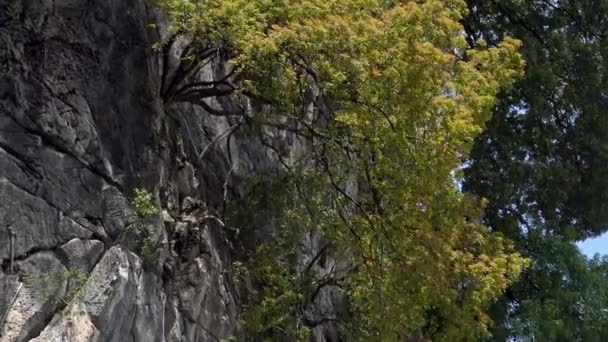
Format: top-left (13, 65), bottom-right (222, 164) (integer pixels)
top-left (198, 116), bottom-right (244, 162)
top-left (304, 241), bottom-right (332, 273)
top-left (201, 213), bottom-right (240, 235)
top-left (198, 100), bottom-right (238, 117)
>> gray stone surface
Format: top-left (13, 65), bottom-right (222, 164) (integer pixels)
top-left (30, 301), bottom-right (97, 342)
top-left (0, 0), bottom-right (339, 340)
top-left (1, 252), bottom-right (67, 341)
top-left (82, 246), bottom-right (140, 341)
top-left (57, 238), bottom-right (104, 272)
top-left (0, 275), bottom-right (21, 339)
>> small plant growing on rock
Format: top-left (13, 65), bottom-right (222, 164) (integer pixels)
top-left (23, 268), bottom-right (90, 306)
top-left (231, 260), bottom-right (247, 286)
top-left (127, 188), bottom-right (159, 233)
top-left (141, 235), bottom-right (160, 266)
top-left (133, 188), bottom-right (159, 218)
top-left (129, 188), bottom-right (161, 266)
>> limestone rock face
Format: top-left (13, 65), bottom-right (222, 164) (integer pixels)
top-left (0, 0), bottom-right (338, 340)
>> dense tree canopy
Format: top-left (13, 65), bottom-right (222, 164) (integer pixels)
top-left (156, 0), bottom-right (530, 340)
top-left (151, 0), bottom-right (608, 340)
top-left (462, 0), bottom-right (608, 339)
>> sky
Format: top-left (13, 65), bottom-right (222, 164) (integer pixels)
top-left (577, 232), bottom-right (608, 257)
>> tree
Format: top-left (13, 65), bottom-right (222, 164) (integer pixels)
top-left (462, 0), bottom-right (608, 339)
top-left (156, 0), bottom-right (527, 340)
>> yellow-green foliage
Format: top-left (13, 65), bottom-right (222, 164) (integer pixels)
top-left (156, 0), bottom-right (529, 340)
top-left (133, 188), bottom-right (159, 218)
top-left (241, 244), bottom-right (310, 341)
top-left (228, 176), bottom-right (316, 339)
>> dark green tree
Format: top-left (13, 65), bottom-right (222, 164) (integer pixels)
top-left (462, 0), bottom-right (608, 339)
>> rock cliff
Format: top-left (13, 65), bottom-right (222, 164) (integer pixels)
top-left (0, 0), bottom-right (336, 340)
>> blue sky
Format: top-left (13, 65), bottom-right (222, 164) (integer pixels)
top-left (577, 232), bottom-right (608, 257)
